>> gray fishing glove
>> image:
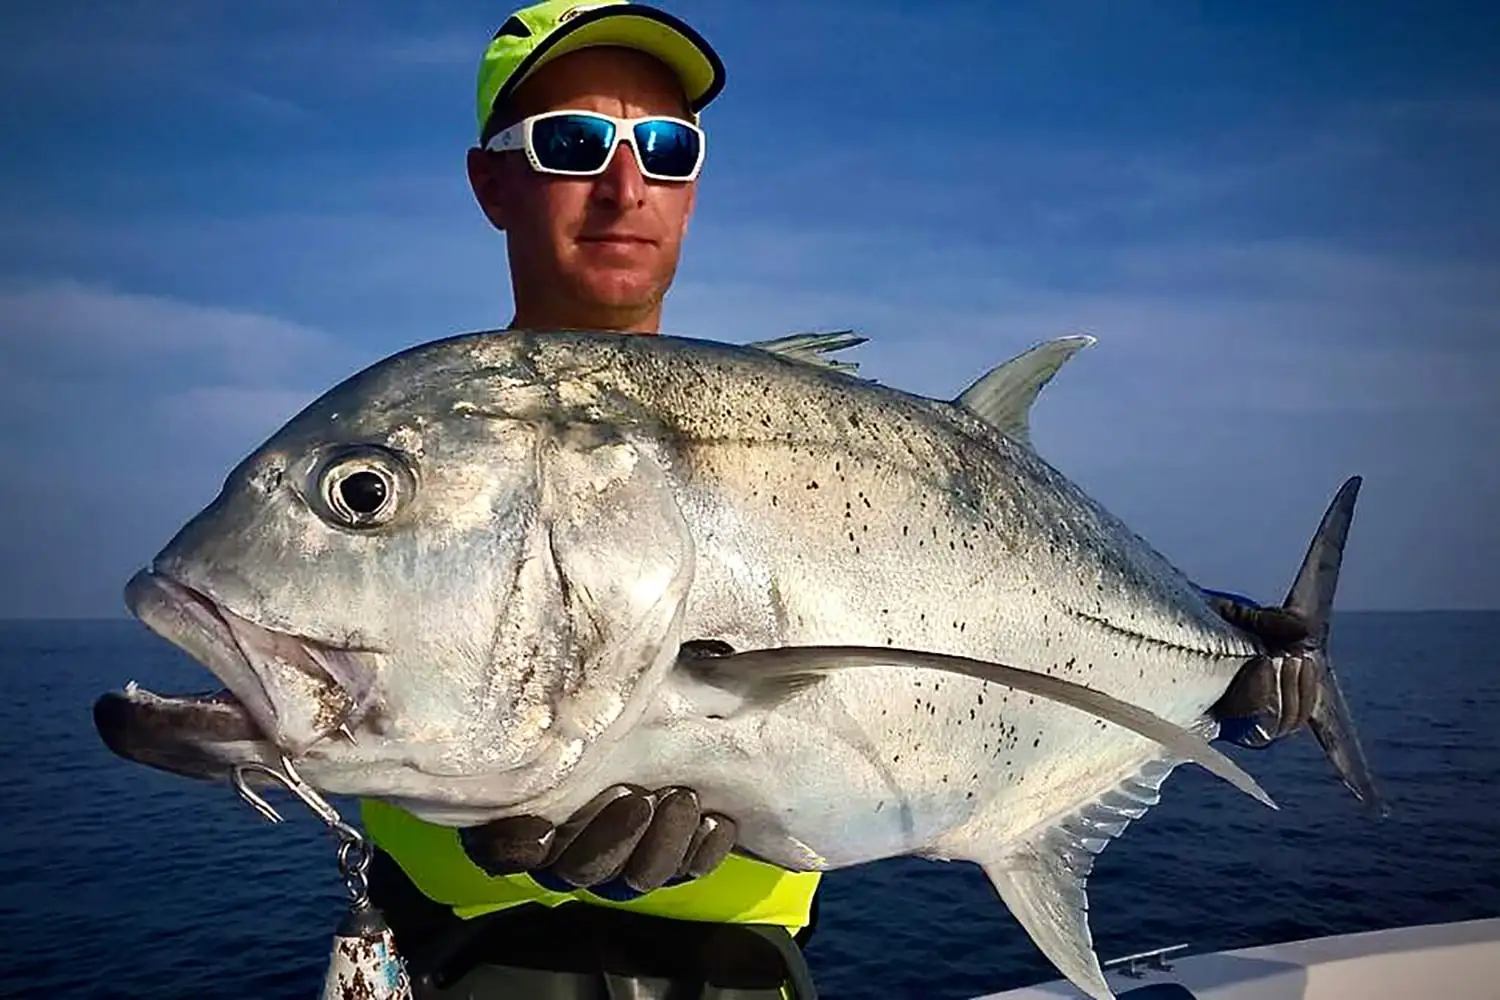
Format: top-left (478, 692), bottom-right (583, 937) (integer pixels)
top-left (458, 785), bottom-right (738, 900)
top-left (1203, 588), bottom-right (1311, 650)
top-left (1202, 587), bottom-right (1316, 748)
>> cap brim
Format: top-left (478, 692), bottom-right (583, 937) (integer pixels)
top-left (482, 6), bottom-right (725, 143)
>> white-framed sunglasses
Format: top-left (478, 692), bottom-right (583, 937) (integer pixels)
top-left (484, 109), bottom-right (706, 182)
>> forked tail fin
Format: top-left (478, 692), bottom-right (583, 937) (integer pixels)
top-left (1285, 475), bottom-right (1388, 815)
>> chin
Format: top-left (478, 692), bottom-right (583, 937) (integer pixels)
top-left (573, 273), bottom-right (665, 317)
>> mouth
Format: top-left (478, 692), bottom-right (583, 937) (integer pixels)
top-left (93, 570), bottom-right (382, 780)
top-left (578, 233), bottom-right (655, 247)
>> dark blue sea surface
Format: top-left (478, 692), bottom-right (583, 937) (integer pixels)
top-left (2, 613), bottom-right (1498, 999)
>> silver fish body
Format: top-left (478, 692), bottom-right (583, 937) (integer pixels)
top-left (95, 329), bottom-right (1378, 999)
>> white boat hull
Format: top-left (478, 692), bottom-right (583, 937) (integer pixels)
top-left (975, 918), bottom-right (1500, 999)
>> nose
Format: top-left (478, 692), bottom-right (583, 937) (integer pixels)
top-left (591, 141), bottom-right (647, 209)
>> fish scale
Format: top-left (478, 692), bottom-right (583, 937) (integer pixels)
top-left (93, 328), bottom-right (1383, 1000)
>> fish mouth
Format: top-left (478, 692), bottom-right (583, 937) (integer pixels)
top-left (93, 570), bottom-right (382, 780)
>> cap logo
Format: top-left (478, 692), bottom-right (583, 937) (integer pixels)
top-left (559, 4), bottom-right (610, 22)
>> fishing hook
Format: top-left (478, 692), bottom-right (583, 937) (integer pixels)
top-left (231, 756), bottom-right (366, 848)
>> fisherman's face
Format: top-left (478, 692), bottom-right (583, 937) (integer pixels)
top-left (469, 46), bottom-right (699, 332)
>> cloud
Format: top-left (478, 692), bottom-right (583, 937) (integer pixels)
top-left (0, 281), bottom-right (343, 375)
top-left (0, 281), bottom-right (370, 617)
top-left (0, 282), bottom-right (363, 497)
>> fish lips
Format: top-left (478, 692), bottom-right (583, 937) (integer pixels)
top-left (94, 570), bottom-right (379, 780)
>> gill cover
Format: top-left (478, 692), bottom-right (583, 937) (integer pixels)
top-left (479, 419), bottom-right (697, 800)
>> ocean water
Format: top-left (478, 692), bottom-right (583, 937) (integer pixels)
top-left (2, 612), bottom-right (1497, 1000)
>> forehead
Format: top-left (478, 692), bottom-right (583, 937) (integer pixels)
top-left (509, 46), bottom-right (691, 119)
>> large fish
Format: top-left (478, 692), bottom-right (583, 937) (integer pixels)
top-left (94, 329), bottom-right (1382, 999)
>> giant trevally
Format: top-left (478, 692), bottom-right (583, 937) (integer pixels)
top-left (94, 329), bottom-right (1382, 999)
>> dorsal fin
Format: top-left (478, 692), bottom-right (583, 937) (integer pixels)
top-left (748, 330), bottom-right (869, 375)
top-left (954, 335), bottom-right (1096, 446)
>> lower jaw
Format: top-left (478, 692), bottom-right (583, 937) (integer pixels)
top-left (92, 686), bottom-right (268, 780)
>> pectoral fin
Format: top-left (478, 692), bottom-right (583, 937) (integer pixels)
top-left (683, 644), bottom-right (1275, 810)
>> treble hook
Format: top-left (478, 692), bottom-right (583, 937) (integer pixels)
top-left (231, 756), bottom-right (365, 847)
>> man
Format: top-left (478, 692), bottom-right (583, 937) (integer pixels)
top-left (362, 3), bottom-right (1311, 997)
top-left (363, 4), bottom-right (825, 998)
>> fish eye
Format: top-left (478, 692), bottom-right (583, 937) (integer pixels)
top-left (337, 470), bottom-right (387, 515)
top-left (315, 447), bottom-right (410, 529)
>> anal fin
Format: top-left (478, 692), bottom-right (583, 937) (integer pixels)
top-left (979, 722), bottom-right (1211, 1000)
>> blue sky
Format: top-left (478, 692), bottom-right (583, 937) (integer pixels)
top-left (1, 0), bottom-right (1496, 616)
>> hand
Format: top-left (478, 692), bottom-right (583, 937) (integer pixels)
top-left (457, 785), bottom-right (738, 901)
top-left (1202, 587), bottom-right (1317, 749)
top-left (1202, 588), bottom-right (1311, 652)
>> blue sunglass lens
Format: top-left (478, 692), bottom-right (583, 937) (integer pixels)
top-left (531, 114), bottom-right (616, 172)
top-left (632, 120), bottom-right (700, 178)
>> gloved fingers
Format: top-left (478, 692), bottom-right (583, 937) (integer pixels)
top-left (453, 784), bottom-right (739, 895)
top-left (620, 787), bottom-right (701, 893)
top-left (1248, 607), bottom-right (1313, 649)
top-left (1207, 593), bottom-right (1312, 651)
top-left (548, 786), bottom-right (655, 888)
top-left (458, 814), bottom-right (555, 877)
top-left (681, 812), bottom-right (736, 879)
top-left (456, 784), bottom-right (641, 879)
top-left (1213, 650), bottom-right (1325, 748)
top-left (1282, 652), bottom-right (1321, 738)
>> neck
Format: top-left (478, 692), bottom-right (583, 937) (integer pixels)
top-left (508, 296), bottom-right (663, 335)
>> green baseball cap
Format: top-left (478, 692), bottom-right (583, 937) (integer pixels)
top-left (476, 1), bottom-right (727, 144)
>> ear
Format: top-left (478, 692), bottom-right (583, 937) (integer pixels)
top-left (467, 147), bottom-right (511, 232)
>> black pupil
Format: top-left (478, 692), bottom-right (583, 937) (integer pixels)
top-left (339, 471), bottom-right (387, 516)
